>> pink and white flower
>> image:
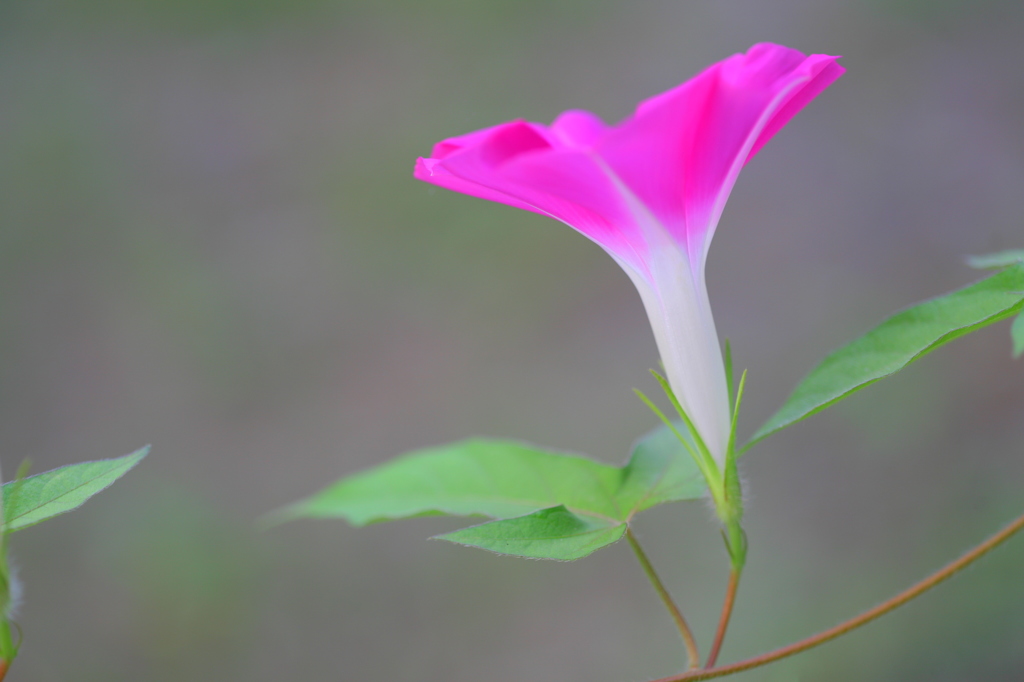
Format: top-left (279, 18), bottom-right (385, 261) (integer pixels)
top-left (415, 43), bottom-right (844, 469)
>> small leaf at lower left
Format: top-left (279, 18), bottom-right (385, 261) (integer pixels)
top-left (436, 506), bottom-right (626, 561)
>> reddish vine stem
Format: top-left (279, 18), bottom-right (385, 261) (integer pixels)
top-left (704, 569), bottom-right (739, 668)
top-left (648, 507), bottom-right (1024, 682)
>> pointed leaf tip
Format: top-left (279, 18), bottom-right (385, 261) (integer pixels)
top-left (2, 446), bottom-right (149, 532)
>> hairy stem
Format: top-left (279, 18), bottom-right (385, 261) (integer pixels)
top-left (648, 507), bottom-right (1024, 682)
top-left (705, 569), bottom-right (739, 668)
top-left (626, 528), bottom-right (701, 670)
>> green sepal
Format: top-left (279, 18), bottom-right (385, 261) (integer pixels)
top-left (633, 387), bottom-right (719, 496)
top-left (648, 371), bottom-right (720, 484)
top-left (724, 339), bottom-right (735, 409)
top-left (721, 370), bottom-right (747, 525)
top-left (722, 522), bottom-right (748, 572)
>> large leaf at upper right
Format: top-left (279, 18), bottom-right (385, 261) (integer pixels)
top-left (748, 263), bottom-right (1024, 449)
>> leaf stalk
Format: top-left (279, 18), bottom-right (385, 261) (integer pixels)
top-left (626, 528), bottom-right (701, 670)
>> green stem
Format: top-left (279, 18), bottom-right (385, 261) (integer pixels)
top-left (626, 528), bottom-right (701, 670)
top-left (0, 461), bottom-right (15, 666)
top-left (648, 506), bottom-right (1024, 682)
top-left (0, 597), bottom-right (13, 666)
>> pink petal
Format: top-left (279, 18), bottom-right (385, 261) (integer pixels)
top-left (421, 120), bottom-right (655, 271)
top-left (596, 44), bottom-right (843, 261)
top-left (429, 121), bottom-right (521, 159)
top-left (745, 53), bottom-right (846, 162)
top-left (414, 43), bottom-right (843, 273)
top-left (549, 109), bottom-right (607, 149)
top-left (414, 157), bottom-right (543, 216)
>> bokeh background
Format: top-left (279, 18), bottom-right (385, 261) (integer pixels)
top-left (2, 0), bottom-right (1023, 680)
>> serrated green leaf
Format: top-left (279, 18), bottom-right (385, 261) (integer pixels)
top-left (285, 433), bottom-right (708, 526)
top-left (281, 429), bottom-right (708, 559)
top-left (281, 439), bottom-right (624, 526)
top-left (436, 506), bottom-right (626, 560)
top-left (2, 447), bottom-right (149, 532)
top-left (749, 264), bottom-right (1024, 448)
top-left (1012, 313), bottom-right (1024, 358)
top-left (967, 250), bottom-right (1024, 270)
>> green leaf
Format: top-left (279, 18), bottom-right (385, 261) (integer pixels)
top-left (967, 250), bottom-right (1024, 270)
top-left (967, 251), bottom-right (1024, 358)
top-left (2, 447), bottom-right (149, 532)
top-left (749, 264), bottom-right (1024, 448)
top-left (1012, 313), bottom-right (1024, 358)
top-left (617, 422), bottom-right (706, 515)
top-left (436, 506), bottom-right (626, 561)
top-left (281, 429), bottom-right (707, 560)
top-left (280, 439), bottom-right (624, 527)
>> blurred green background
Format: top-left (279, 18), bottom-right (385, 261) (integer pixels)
top-left (2, 0), bottom-right (1023, 680)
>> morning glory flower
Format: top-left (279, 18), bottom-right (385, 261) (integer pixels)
top-left (415, 43), bottom-right (844, 471)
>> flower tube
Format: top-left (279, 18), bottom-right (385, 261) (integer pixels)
top-left (415, 43), bottom-right (844, 470)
